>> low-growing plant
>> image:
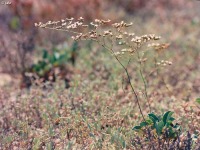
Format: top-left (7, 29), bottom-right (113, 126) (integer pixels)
top-left (133, 111), bottom-right (181, 139)
top-left (30, 48), bottom-right (69, 77)
top-left (23, 41), bottom-right (79, 88)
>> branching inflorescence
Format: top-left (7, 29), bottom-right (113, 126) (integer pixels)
top-left (35, 17), bottom-right (172, 121)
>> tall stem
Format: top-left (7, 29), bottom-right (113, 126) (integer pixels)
top-left (135, 49), bottom-right (151, 112)
top-left (96, 40), bottom-right (145, 121)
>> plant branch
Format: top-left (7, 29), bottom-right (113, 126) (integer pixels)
top-left (135, 48), bottom-right (151, 112)
top-left (95, 40), bottom-right (145, 121)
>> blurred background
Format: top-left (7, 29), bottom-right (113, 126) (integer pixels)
top-left (0, 0), bottom-right (200, 96)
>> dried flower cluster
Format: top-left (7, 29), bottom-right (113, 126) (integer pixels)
top-left (35, 18), bottom-right (167, 53)
top-left (148, 43), bottom-right (170, 52)
top-left (157, 60), bottom-right (173, 66)
top-left (35, 17), bottom-right (88, 34)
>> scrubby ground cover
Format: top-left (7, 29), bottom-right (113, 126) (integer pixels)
top-left (0, 1), bottom-right (200, 150)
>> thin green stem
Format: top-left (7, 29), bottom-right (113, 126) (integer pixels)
top-left (95, 40), bottom-right (145, 121)
top-left (135, 49), bottom-right (151, 112)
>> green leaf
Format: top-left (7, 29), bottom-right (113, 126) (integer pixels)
top-left (39, 61), bottom-right (47, 69)
top-left (145, 119), bottom-right (153, 125)
top-left (32, 64), bottom-right (40, 72)
top-left (140, 122), bottom-right (148, 128)
top-left (42, 49), bottom-right (48, 59)
top-left (168, 127), bottom-right (176, 138)
top-left (148, 113), bottom-right (159, 122)
top-left (49, 55), bottom-right (57, 64)
top-left (163, 111), bottom-right (174, 125)
top-left (169, 117), bottom-right (175, 122)
top-left (132, 126), bottom-right (142, 130)
top-left (196, 98), bottom-right (200, 104)
top-left (155, 121), bottom-right (164, 135)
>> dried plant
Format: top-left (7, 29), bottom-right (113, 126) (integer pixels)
top-left (35, 17), bottom-right (171, 120)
